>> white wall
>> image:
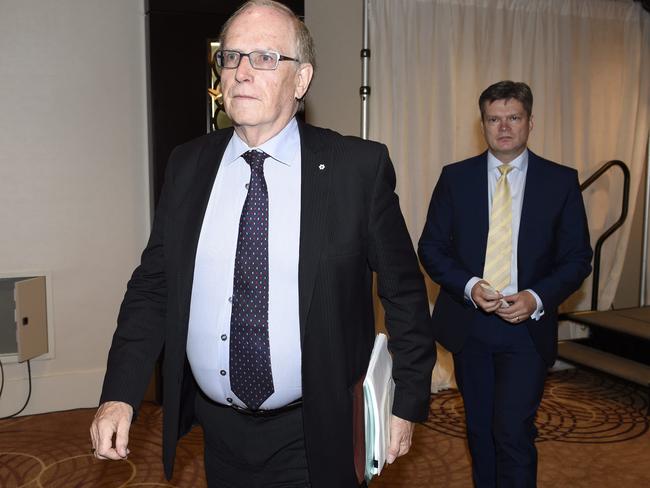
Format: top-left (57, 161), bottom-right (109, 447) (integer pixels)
top-left (304, 0), bottom-right (362, 136)
top-left (0, 0), bottom-right (149, 415)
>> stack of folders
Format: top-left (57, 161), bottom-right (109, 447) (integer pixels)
top-left (363, 333), bottom-right (395, 482)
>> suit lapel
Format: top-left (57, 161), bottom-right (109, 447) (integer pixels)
top-left (178, 129), bottom-right (233, 325)
top-left (469, 153), bottom-right (490, 264)
top-left (297, 122), bottom-right (331, 344)
top-left (518, 150), bottom-right (542, 275)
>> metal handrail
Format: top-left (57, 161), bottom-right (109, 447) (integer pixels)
top-left (580, 160), bottom-right (630, 310)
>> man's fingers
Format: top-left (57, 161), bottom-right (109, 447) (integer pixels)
top-left (90, 401), bottom-right (133, 461)
top-left (496, 306), bottom-right (521, 318)
top-left (497, 292), bottom-right (536, 323)
top-left (386, 430), bottom-right (409, 463)
top-left (114, 419), bottom-right (130, 458)
top-left (386, 436), bottom-right (411, 464)
top-left (96, 421), bottom-right (123, 460)
top-left (97, 432), bottom-right (127, 460)
top-left (386, 443), bottom-right (399, 464)
top-left (471, 282), bottom-right (503, 313)
top-left (478, 297), bottom-right (502, 313)
top-left (474, 285), bottom-right (505, 314)
top-left (496, 306), bottom-right (528, 324)
top-left (386, 416), bottom-right (414, 464)
top-left (496, 307), bottom-right (522, 319)
top-left (89, 425), bottom-right (97, 451)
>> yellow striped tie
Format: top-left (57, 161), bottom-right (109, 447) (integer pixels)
top-left (483, 164), bottom-right (513, 292)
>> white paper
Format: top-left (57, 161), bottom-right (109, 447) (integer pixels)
top-left (363, 333), bottom-right (395, 481)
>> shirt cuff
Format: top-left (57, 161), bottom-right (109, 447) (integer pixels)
top-left (525, 289), bottom-right (545, 320)
top-left (464, 277), bottom-right (482, 308)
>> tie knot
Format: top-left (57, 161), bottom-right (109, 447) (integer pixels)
top-left (498, 164), bottom-right (513, 177)
top-left (242, 150), bottom-right (268, 171)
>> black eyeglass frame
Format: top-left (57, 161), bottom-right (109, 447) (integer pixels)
top-left (215, 49), bottom-right (300, 71)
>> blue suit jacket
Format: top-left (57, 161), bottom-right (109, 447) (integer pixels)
top-left (418, 150), bottom-right (592, 365)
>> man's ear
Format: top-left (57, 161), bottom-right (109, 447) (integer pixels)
top-left (294, 63), bottom-right (314, 100)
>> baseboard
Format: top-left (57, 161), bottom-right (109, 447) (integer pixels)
top-left (0, 367), bottom-right (105, 417)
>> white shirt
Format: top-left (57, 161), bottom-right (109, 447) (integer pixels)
top-left (186, 118), bottom-right (302, 409)
top-left (464, 149), bottom-right (544, 319)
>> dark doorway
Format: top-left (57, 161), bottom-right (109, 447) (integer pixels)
top-left (144, 0), bottom-right (304, 403)
top-left (146, 0), bottom-right (304, 206)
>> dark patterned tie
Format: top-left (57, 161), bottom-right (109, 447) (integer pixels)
top-left (229, 150), bottom-right (274, 410)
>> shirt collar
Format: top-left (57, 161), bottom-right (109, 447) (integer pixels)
top-left (487, 148), bottom-right (528, 173)
top-left (222, 117), bottom-right (300, 167)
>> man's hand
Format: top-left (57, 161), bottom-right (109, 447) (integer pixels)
top-left (90, 401), bottom-right (134, 460)
top-left (471, 280), bottom-right (505, 313)
top-left (386, 415), bottom-right (415, 464)
top-left (496, 290), bottom-right (537, 324)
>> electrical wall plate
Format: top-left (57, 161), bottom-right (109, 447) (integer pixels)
top-left (15, 276), bottom-right (48, 362)
top-left (0, 272), bottom-right (54, 364)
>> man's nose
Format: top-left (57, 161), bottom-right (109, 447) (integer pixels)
top-left (235, 55), bottom-right (254, 81)
top-left (498, 120), bottom-right (510, 131)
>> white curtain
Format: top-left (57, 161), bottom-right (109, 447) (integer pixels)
top-left (368, 0), bottom-right (650, 389)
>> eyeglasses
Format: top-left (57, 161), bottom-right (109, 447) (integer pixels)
top-left (215, 50), bottom-right (300, 71)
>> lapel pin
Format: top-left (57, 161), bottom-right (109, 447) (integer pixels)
top-left (318, 163), bottom-right (326, 170)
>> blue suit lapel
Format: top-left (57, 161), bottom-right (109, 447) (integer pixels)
top-left (518, 150), bottom-right (544, 287)
top-left (467, 153), bottom-right (490, 270)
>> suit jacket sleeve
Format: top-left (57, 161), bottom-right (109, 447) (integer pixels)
top-left (99, 148), bottom-right (179, 414)
top-left (367, 145), bottom-right (436, 422)
top-left (525, 169), bottom-right (592, 311)
top-left (418, 166), bottom-right (474, 301)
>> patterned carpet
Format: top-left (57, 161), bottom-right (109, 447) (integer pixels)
top-left (0, 368), bottom-right (648, 487)
top-left (374, 369), bottom-right (650, 487)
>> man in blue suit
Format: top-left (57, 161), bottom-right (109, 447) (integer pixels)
top-left (418, 81), bottom-right (592, 487)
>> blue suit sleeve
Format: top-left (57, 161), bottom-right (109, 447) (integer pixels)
top-left (527, 170), bottom-right (592, 311)
top-left (418, 167), bottom-right (474, 300)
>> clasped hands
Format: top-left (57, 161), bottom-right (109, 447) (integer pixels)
top-left (471, 280), bottom-right (536, 324)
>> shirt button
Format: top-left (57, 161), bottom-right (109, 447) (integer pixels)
top-left (220, 370), bottom-right (227, 376)
top-left (221, 334), bottom-right (227, 341)
top-left (226, 397), bottom-right (233, 403)
top-left (228, 296), bottom-right (233, 303)
top-left (245, 183), bottom-right (250, 190)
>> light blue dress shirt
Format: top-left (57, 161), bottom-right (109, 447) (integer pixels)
top-left (187, 118), bottom-right (302, 409)
top-left (464, 149), bottom-right (544, 319)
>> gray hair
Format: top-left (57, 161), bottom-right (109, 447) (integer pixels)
top-left (219, 0), bottom-right (316, 70)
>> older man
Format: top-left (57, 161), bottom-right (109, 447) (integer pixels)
top-left (90, 1), bottom-right (435, 487)
top-left (418, 81), bottom-right (592, 487)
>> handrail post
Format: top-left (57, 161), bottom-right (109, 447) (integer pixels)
top-left (580, 160), bottom-right (630, 310)
top-left (641, 133), bottom-right (650, 306)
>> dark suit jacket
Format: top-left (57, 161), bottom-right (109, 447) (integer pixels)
top-left (100, 121), bottom-right (435, 488)
top-left (418, 150), bottom-right (592, 366)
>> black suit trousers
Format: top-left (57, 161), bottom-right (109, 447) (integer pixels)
top-left (195, 392), bottom-right (310, 488)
